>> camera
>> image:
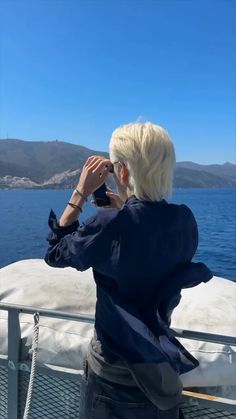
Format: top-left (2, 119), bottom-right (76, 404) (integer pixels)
top-left (93, 183), bottom-right (110, 207)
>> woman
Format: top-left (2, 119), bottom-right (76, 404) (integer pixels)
top-left (45, 122), bottom-right (212, 419)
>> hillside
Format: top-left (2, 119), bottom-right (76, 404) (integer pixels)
top-left (0, 139), bottom-right (235, 189)
top-left (176, 161), bottom-right (236, 178)
top-left (0, 139), bottom-right (108, 183)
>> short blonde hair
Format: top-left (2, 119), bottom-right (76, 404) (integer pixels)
top-left (109, 122), bottom-right (176, 201)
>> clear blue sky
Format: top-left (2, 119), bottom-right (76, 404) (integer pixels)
top-left (0, 0), bottom-right (235, 164)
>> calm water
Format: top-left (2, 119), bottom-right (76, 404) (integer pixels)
top-left (0, 189), bottom-right (235, 280)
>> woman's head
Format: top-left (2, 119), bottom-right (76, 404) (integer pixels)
top-left (109, 122), bottom-right (176, 202)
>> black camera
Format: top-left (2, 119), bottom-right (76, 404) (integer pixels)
top-left (92, 163), bottom-right (115, 207)
top-left (93, 183), bottom-right (111, 207)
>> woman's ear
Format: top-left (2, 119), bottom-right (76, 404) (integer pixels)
top-left (120, 162), bottom-right (129, 183)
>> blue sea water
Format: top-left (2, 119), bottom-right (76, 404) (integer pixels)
top-left (0, 189), bottom-right (235, 280)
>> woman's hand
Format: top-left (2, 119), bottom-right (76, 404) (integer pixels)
top-left (91, 186), bottom-right (125, 209)
top-left (77, 156), bottom-right (112, 198)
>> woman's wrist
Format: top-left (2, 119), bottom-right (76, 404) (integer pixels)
top-left (74, 186), bottom-right (89, 202)
top-left (76, 184), bottom-right (90, 200)
top-left (70, 190), bottom-right (87, 206)
top-left (59, 191), bottom-right (86, 227)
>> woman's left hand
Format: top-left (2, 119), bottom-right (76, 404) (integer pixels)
top-left (77, 155), bottom-right (112, 198)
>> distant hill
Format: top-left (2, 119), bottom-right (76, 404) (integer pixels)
top-left (175, 162), bottom-right (236, 188)
top-left (0, 139), bottom-right (235, 189)
top-left (176, 161), bottom-right (236, 178)
top-left (0, 139), bottom-right (108, 182)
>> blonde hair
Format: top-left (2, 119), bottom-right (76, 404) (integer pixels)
top-left (109, 122), bottom-right (176, 201)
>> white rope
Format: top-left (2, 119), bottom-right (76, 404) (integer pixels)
top-left (23, 312), bottom-right (40, 419)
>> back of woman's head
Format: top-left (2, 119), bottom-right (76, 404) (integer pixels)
top-left (109, 122), bottom-right (176, 201)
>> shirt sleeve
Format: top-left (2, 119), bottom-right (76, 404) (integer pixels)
top-left (44, 209), bottom-right (112, 271)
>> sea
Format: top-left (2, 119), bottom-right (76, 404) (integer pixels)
top-left (0, 188), bottom-right (235, 281)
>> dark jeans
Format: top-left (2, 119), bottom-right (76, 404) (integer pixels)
top-left (78, 360), bottom-right (181, 419)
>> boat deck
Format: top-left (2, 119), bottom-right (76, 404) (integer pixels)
top-left (0, 302), bottom-right (235, 419)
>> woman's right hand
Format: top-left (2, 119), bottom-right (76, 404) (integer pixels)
top-left (91, 187), bottom-right (125, 209)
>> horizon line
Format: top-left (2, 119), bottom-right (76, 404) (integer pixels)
top-left (0, 137), bottom-right (235, 166)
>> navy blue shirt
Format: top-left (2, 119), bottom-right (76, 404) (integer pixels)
top-left (45, 195), bottom-right (212, 375)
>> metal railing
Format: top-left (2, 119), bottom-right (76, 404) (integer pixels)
top-left (0, 301), bottom-right (236, 418)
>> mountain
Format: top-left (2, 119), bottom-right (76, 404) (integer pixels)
top-left (176, 161), bottom-right (236, 178)
top-left (174, 161), bottom-right (236, 188)
top-left (0, 139), bottom-right (235, 189)
top-left (174, 167), bottom-right (236, 188)
top-left (0, 139), bottom-right (108, 182)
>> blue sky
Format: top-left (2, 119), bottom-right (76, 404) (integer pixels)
top-left (0, 0), bottom-right (235, 164)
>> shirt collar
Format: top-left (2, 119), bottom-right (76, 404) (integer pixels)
top-left (124, 194), bottom-right (137, 205)
top-left (124, 194), bottom-right (167, 206)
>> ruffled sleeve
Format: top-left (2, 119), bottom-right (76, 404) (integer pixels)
top-left (44, 209), bottom-right (114, 271)
top-left (46, 209), bottom-right (79, 245)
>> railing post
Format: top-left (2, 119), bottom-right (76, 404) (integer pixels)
top-left (8, 309), bottom-right (21, 419)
